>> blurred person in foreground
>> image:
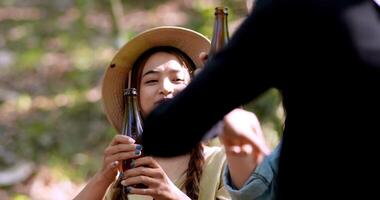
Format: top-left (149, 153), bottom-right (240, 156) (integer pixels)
top-left (199, 50), bottom-right (279, 199)
top-left (141, 0), bottom-right (380, 198)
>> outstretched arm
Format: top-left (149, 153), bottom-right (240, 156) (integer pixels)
top-left (220, 108), bottom-right (271, 188)
top-left (142, 0), bottom-right (278, 157)
top-left (219, 110), bottom-right (281, 199)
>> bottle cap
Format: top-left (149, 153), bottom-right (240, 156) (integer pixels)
top-left (215, 7), bottom-right (228, 15)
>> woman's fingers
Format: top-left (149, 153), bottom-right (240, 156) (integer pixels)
top-left (103, 135), bottom-right (142, 165)
top-left (121, 157), bottom-right (166, 189)
top-left (123, 157), bottom-right (161, 179)
top-left (195, 51), bottom-right (209, 76)
top-left (118, 156), bottom-right (184, 199)
top-left (133, 156), bottom-right (160, 168)
top-left (124, 187), bottom-right (157, 196)
top-left (224, 135), bottom-right (270, 156)
top-left (198, 52), bottom-right (208, 63)
top-left (124, 166), bottom-right (161, 179)
top-left (98, 135), bottom-right (139, 184)
top-left (222, 108), bottom-right (271, 156)
top-left (109, 135), bottom-right (135, 146)
top-left (104, 143), bottom-right (141, 156)
top-left (225, 144), bottom-right (255, 155)
top-left (244, 132), bottom-right (271, 156)
top-left (121, 174), bottom-right (158, 187)
top-left (104, 150), bottom-right (142, 165)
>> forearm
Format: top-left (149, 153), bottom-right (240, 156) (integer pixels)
top-left (224, 143), bottom-right (281, 200)
top-left (226, 154), bottom-right (258, 189)
top-left (73, 172), bottom-right (113, 200)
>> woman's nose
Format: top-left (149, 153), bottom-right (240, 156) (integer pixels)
top-left (159, 78), bottom-right (174, 96)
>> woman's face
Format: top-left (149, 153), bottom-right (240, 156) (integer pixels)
top-left (139, 52), bottom-right (191, 117)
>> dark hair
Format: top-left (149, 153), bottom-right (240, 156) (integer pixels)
top-left (131, 46), bottom-right (204, 199)
top-left (184, 144), bottom-right (204, 199)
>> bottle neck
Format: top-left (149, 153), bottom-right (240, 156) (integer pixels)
top-left (209, 7), bottom-right (229, 57)
top-left (124, 88), bottom-right (137, 96)
top-left (122, 87), bottom-right (143, 137)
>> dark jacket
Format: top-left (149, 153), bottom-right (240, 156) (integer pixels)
top-left (143, 0), bottom-right (380, 198)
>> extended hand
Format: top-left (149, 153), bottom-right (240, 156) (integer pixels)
top-left (220, 108), bottom-right (271, 188)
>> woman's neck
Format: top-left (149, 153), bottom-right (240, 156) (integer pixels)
top-left (154, 154), bottom-right (190, 182)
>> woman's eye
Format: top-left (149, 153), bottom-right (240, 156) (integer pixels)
top-left (145, 80), bottom-right (158, 84)
top-left (174, 78), bottom-right (184, 82)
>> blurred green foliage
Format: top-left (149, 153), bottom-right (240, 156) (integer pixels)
top-left (0, 0), bottom-right (282, 192)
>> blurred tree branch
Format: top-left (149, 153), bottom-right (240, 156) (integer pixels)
top-left (110, 0), bottom-right (125, 48)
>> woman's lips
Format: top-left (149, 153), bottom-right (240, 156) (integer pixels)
top-left (155, 98), bottom-right (171, 105)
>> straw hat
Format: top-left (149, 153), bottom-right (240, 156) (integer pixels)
top-left (101, 26), bottom-right (210, 133)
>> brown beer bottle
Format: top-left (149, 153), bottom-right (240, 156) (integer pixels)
top-left (121, 87), bottom-right (143, 169)
top-left (204, 7), bottom-right (231, 147)
top-left (209, 6), bottom-right (229, 58)
top-left (121, 87), bottom-right (145, 193)
top-left (112, 76), bottom-right (145, 200)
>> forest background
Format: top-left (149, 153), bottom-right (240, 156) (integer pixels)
top-left (0, 0), bottom-right (283, 199)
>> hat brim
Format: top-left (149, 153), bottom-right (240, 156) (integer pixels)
top-left (101, 26), bottom-right (210, 133)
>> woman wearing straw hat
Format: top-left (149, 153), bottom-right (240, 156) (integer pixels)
top-left (74, 26), bottom-right (232, 200)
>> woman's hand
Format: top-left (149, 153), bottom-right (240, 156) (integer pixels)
top-left (194, 52), bottom-right (209, 75)
top-left (220, 108), bottom-right (271, 188)
top-left (221, 108), bottom-right (270, 158)
top-left (121, 156), bottom-right (190, 200)
top-left (99, 135), bottom-right (142, 185)
top-left (199, 52), bottom-right (208, 63)
top-left (73, 135), bottom-right (142, 200)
